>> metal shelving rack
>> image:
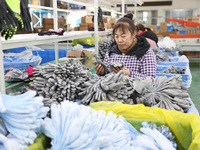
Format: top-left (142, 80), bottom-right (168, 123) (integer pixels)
top-left (0, 0), bottom-right (143, 94)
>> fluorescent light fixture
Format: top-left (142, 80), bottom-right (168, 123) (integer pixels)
top-left (112, 0), bottom-right (143, 6)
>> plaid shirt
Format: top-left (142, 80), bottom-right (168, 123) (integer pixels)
top-left (104, 48), bottom-right (157, 79)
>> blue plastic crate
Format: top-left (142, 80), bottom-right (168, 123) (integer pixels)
top-left (167, 26), bottom-right (174, 31)
top-left (179, 30), bottom-right (186, 34)
top-left (156, 73), bottom-right (189, 87)
top-left (157, 56), bottom-right (188, 67)
top-left (157, 65), bottom-right (185, 72)
top-left (6, 47), bottom-right (26, 53)
top-left (72, 45), bottom-right (95, 49)
top-left (157, 61), bottom-right (188, 67)
top-left (6, 47), bottom-right (69, 64)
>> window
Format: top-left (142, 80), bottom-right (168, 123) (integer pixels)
top-left (136, 10), bottom-right (157, 26)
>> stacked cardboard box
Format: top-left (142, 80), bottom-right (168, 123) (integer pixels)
top-left (110, 17), bottom-right (115, 28)
top-left (74, 16), bottom-right (115, 31)
top-left (67, 50), bottom-right (90, 58)
top-left (182, 51), bottom-right (200, 58)
top-left (103, 17), bottom-right (107, 23)
top-left (186, 29), bottom-right (200, 34)
top-left (147, 25), bottom-right (158, 33)
top-left (78, 16), bottom-right (93, 31)
top-left (160, 22), bottom-right (167, 32)
top-left (43, 18), bottom-right (65, 31)
top-left (74, 27), bottom-right (79, 31)
top-left (81, 16), bottom-right (93, 24)
top-left (58, 1), bottom-right (69, 9)
top-left (34, 26), bottom-right (43, 33)
top-left (187, 17), bottom-right (200, 23)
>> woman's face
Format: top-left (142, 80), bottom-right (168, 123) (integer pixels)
top-left (114, 28), bottom-right (136, 50)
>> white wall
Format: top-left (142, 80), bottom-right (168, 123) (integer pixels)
top-left (115, 0), bottom-right (200, 25)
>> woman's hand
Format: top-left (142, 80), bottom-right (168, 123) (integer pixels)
top-left (113, 67), bottom-right (130, 76)
top-left (95, 64), bottom-right (105, 75)
top-left (123, 68), bottom-right (130, 76)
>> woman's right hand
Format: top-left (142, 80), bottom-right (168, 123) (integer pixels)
top-left (95, 64), bottom-right (105, 75)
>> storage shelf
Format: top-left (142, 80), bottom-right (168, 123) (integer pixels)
top-left (0, 30), bottom-right (112, 93)
top-left (1, 30), bottom-right (112, 50)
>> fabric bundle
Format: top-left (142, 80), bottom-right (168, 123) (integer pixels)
top-left (30, 59), bottom-right (93, 107)
top-left (41, 100), bottom-right (136, 150)
top-left (79, 70), bottom-right (135, 105)
top-left (98, 39), bottom-right (114, 61)
top-left (0, 91), bottom-right (49, 149)
top-left (152, 47), bottom-right (171, 62)
top-left (158, 65), bottom-right (186, 74)
top-left (133, 75), bottom-right (191, 112)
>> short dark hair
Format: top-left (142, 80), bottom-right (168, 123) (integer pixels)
top-left (136, 24), bottom-right (145, 32)
top-left (113, 13), bottom-right (136, 35)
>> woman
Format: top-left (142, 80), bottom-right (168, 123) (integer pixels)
top-left (95, 14), bottom-right (157, 80)
top-left (136, 24), bottom-right (158, 44)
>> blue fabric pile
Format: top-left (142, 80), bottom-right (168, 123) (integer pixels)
top-left (41, 100), bottom-right (137, 149)
top-left (132, 122), bottom-right (176, 150)
top-left (0, 91), bottom-right (49, 150)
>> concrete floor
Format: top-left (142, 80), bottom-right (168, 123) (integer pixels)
top-left (188, 62), bottom-right (200, 113)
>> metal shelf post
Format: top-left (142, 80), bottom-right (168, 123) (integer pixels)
top-left (94, 0), bottom-right (99, 54)
top-left (0, 33), bottom-right (5, 94)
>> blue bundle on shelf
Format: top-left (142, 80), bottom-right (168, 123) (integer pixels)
top-left (156, 65), bottom-right (191, 87)
top-left (6, 47), bottom-right (69, 65)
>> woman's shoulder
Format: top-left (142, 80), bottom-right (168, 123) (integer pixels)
top-left (142, 47), bottom-right (156, 59)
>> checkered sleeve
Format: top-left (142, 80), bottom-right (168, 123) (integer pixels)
top-left (130, 49), bottom-right (157, 79)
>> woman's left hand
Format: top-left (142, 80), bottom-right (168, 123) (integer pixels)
top-left (113, 67), bottom-right (130, 76)
top-left (122, 68), bottom-right (130, 76)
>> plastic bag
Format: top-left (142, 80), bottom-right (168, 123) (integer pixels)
top-left (4, 49), bottom-right (42, 71)
top-left (158, 37), bottom-right (176, 49)
top-left (4, 68), bottom-right (28, 82)
top-left (72, 36), bottom-right (102, 46)
top-left (71, 44), bottom-right (83, 51)
top-left (90, 101), bottom-right (200, 150)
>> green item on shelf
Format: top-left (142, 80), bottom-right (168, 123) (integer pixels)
top-left (26, 133), bottom-right (51, 150)
top-left (72, 36), bottom-right (102, 46)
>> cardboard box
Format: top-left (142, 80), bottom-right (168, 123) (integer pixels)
top-left (43, 18), bottom-right (65, 25)
top-left (104, 23), bottom-right (108, 29)
top-left (182, 51), bottom-right (200, 58)
top-left (187, 17), bottom-right (200, 23)
top-left (148, 25), bottom-right (157, 32)
top-left (79, 27), bottom-right (88, 31)
top-left (107, 23), bottom-right (112, 29)
top-left (66, 50), bottom-right (90, 58)
top-left (79, 23), bottom-right (89, 28)
top-left (81, 16), bottom-right (93, 24)
top-left (110, 17), bottom-right (115, 24)
top-left (103, 17), bottom-right (107, 23)
top-left (156, 31), bottom-right (179, 37)
top-left (111, 23), bottom-right (115, 28)
top-left (88, 23), bottom-right (94, 28)
top-left (74, 27), bottom-right (79, 31)
top-left (34, 26), bottom-right (43, 33)
top-left (160, 22), bottom-right (167, 32)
